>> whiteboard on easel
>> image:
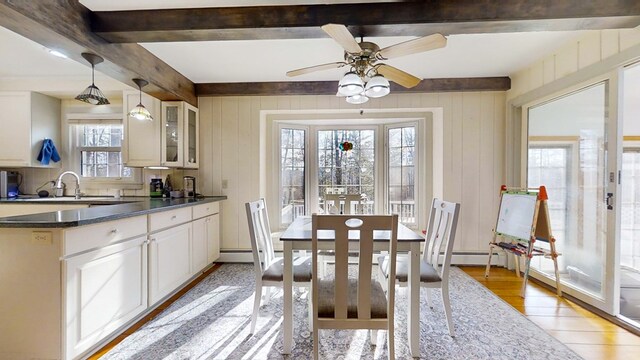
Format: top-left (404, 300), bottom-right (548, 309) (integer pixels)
top-left (495, 192), bottom-right (538, 241)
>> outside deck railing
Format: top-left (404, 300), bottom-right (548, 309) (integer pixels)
top-left (282, 200), bottom-right (415, 225)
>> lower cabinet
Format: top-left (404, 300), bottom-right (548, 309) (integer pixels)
top-left (149, 223), bottom-right (192, 305)
top-left (192, 213), bottom-right (220, 274)
top-left (63, 236), bottom-right (148, 359)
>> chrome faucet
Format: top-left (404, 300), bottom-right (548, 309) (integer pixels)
top-left (54, 171), bottom-right (81, 199)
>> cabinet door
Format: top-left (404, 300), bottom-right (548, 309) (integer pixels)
top-left (122, 90), bottom-right (161, 167)
top-left (191, 217), bottom-right (208, 274)
top-left (0, 92), bottom-right (30, 166)
top-left (183, 103), bottom-right (199, 169)
top-left (64, 236), bottom-right (148, 359)
top-left (161, 101), bottom-right (183, 167)
top-left (149, 223), bottom-right (191, 305)
top-left (208, 214), bottom-right (221, 263)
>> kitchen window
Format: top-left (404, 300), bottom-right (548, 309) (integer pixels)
top-left (69, 121), bottom-right (141, 186)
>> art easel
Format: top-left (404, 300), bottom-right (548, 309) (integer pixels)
top-left (485, 185), bottom-right (562, 297)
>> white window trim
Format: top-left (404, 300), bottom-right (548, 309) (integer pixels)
top-left (275, 119), bottom-right (423, 229)
top-left (69, 121), bottom-right (142, 189)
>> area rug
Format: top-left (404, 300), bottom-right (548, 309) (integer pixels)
top-left (102, 264), bottom-right (582, 359)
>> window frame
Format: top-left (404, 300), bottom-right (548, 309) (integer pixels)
top-left (276, 119), bottom-right (421, 229)
top-left (69, 119), bottom-right (142, 188)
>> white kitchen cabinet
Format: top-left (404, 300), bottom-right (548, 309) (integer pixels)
top-left (161, 101), bottom-right (199, 168)
top-left (148, 222), bottom-right (192, 305)
top-left (122, 90), bottom-right (162, 167)
top-left (63, 236), bottom-right (148, 359)
top-left (191, 202), bottom-right (220, 272)
top-left (0, 91), bottom-right (61, 168)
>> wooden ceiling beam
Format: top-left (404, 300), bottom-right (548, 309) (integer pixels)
top-left (195, 77), bottom-right (511, 97)
top-left (92, 0), bottom-right (640, 43)
top-left (0, 0), bottom-right (196, 105)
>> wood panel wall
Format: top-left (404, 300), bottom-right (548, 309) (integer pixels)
top-left (508, 28), bottom-right (640, 100)
top-left (197, 92), bottom-right (506, 256)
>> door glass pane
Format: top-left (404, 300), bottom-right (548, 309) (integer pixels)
top-left (165, 106), bottom-right (179, 162)
top-left (281, 128), bottom-right (305, 226)
top-left (188, 108), bottom-right (197, 163)
top-left (620, 62), bottom-right (640, 322)
top-left (528, 82), bottom-right (608, 298)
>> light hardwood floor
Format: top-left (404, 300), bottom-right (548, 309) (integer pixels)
top-left (462, 266), bottom-right (640, 360)
top-left (90, 264), bottom-right (639, 359)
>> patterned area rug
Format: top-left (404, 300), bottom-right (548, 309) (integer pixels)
top-left (102, 264), bottom-right (582, 359)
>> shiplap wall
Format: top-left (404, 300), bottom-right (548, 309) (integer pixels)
top-left (508, 28), bottom-right (640, 100)
top-left (197, 92), bottom-right (506, 256)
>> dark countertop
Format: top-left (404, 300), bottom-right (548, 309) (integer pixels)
top-left (0, 196), bottom-right (226, 228)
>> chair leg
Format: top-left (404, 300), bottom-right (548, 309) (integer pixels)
top-left (263, 286), bottom-right (271, 304)
top-left (307, 287), bottom-right (313, 332)
top-left (370, 330), bottom-right (377, 345)
top-left (425, 288), bottom-right (433, 309)
top-left (441, 284), bottom-right (455, 337)
top-left (388, 324), bottom-right (394, 360)
top-left (313, 326), bottom-right (319, 360)
top-left (250, 285), bottom-right (262, 335)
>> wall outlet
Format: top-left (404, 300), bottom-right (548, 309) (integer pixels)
top-left (222, 180), bottom-right (228, 189)
top-left (32, 231), bottom-right (53, 245)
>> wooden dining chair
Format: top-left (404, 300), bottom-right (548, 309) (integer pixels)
top-left (311, 214), bottom-right (398, 359)
top-left (245, 198), bottom-right (312, 335)
top-left (378, 198), bottom-right (461, 336)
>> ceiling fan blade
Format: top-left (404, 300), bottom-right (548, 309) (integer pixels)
top-left (378, 33), bottom-right (446, 59)
top-left (377, 64), bottom-right (422, 88)
top-left (321, 23), bottom-right (362, 54)
top-left (286, 62), bottom-right (347, 77)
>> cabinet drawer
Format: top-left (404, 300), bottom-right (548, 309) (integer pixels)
top-left (63, 215), bottom-right (147, 257)
top-left (149, 207), bottom-right (192, 232)
top-left (192, 202), bottom-right (219, 219)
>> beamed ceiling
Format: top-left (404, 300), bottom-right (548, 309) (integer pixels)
top-left (0, 0), bottom-right (640, 104)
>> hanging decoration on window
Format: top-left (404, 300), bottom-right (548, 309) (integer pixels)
top-left (338, 141), bottom-right (353, 152)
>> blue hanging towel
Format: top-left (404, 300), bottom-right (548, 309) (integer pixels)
top-left (37, 139), bottom-right (61, 165)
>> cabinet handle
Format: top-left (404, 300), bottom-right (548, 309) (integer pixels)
top-left (144, 239), bottom-right (151, 245)
top-left (171, 215), bottom-right (177, 220)
top-left (149, 238), bottom-right (156, 243)
top-left (206, 218), bottom-right (211, 223)
top-left (110, 229), bottom-right (118, 234)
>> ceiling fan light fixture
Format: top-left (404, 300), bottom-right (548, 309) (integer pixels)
top-left (75, 53), bottom-right (110, 105)
top-left (346, 93), bottom-right (369, 104)
top-left (128, 78), bottom-right (153, 121)
top-left (338, 71), bottom-right (364, 96)
top-left (364, 74), bottom-right (390, 98)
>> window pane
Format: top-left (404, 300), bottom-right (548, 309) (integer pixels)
top-left (281, 128), bottom-right (306, 226)
top-left (388, 125), bottom-right (417, 225)
top-left (317, 129), bottom-right (376, 214)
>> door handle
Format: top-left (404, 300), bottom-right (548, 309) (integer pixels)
top-left (606, 192), bottom-right (614, 210)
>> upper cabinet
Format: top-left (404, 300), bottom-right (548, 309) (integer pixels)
top-left (161, 101), bottom-right (199, 169)
top-left (122, 90), bottom-right (162, 167)
top-left (123, 92), bottom-right (198, 169)
top-left (0, 91), bottom-right (61, 168)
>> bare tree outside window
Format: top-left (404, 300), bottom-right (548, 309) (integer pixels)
top-left (388, 126), bottom-right (416, 225)
top-left (281, 128), bottom-right (306, 226)
top-left (78, 124), bottom-right (133, 178)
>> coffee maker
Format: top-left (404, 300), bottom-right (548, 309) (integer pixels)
top-left (183, 176), bottom-right (196, 198)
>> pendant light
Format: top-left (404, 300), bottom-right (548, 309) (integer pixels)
top-left (128, 78), bottom-right (153, 121)
top-left (75, 53), bottom-right (110, 105)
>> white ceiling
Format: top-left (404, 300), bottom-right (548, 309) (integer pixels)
top-left (0, 1), bottom-right (597, 98)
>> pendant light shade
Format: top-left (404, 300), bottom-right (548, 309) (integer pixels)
top-left (338, 71), bottom-right (365, 96)
top-left (346, 93), bottom-right (369, 104)
top-left (128, 78), bottom-right (153, 121)
top-left (364, 74), bottom-right (390, 98)
top-left (75, 53), bottom-right (110, 105)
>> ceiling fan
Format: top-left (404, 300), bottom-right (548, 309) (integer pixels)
top-left (286, 24), bottom-right (447, 103)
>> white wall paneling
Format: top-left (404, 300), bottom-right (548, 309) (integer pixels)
top-left (198, 92), bottom-right (506, 256)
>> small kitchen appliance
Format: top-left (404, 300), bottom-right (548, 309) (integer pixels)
top-left (149, 178), bottom-right (163, 198)
top-left (0, 171), bottom-right (20, 198)
top-left (183, 176), bottom-right (196, 198)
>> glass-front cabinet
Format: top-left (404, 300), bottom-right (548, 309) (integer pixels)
top-left (161, 101), bottom-right (199, 168)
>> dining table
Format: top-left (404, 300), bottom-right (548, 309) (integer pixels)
top-left (279, 215), bottom-right (424, 357)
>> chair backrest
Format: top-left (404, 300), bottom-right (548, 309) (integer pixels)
top-left (312, 214), bottom-right (398, 321)
top-left (324, 194), bottom-right (361, 214)
top-left (423, 199), bottom-right (461, 280)
top-left (245, 198), bottom-right (276, 277)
